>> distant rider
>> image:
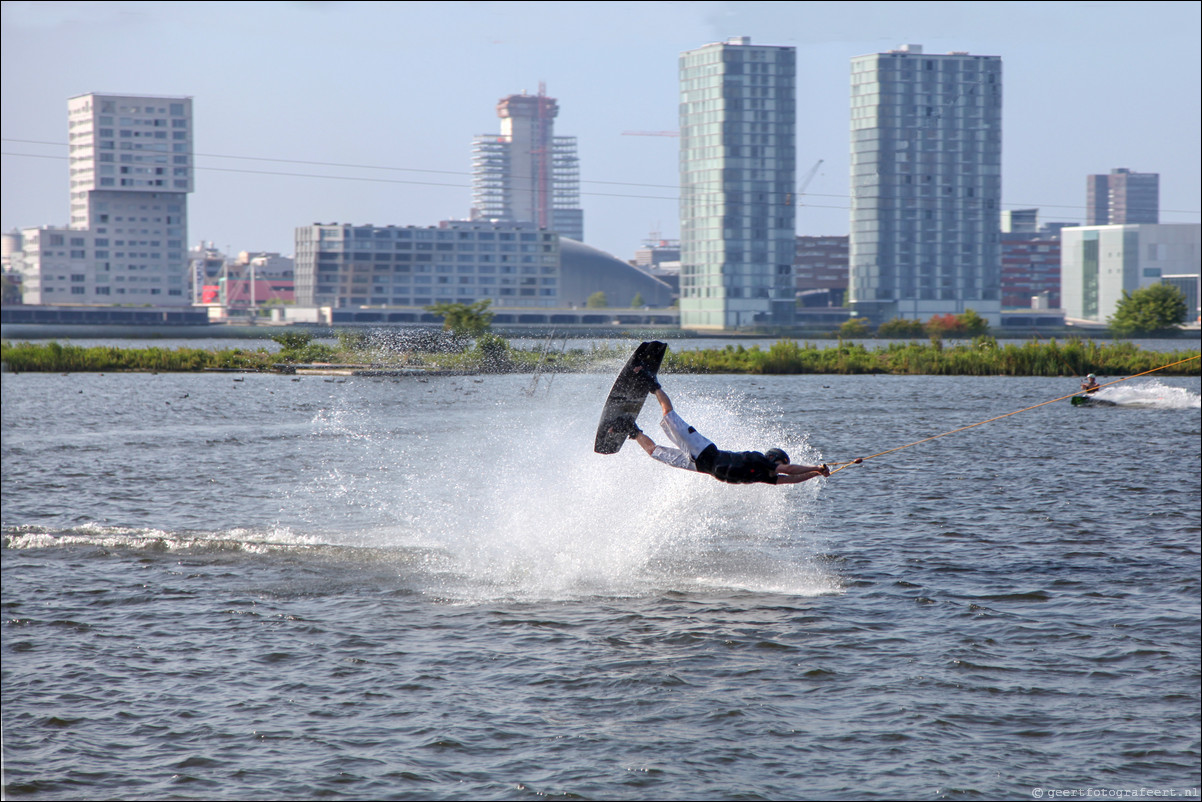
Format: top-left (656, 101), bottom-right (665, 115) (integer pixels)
top-left (1081, 374), bottom-right (1100, 394)
top-left (609, 366), bottom-right (853, 486)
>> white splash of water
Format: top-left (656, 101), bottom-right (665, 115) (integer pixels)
top-left (305, 378), bottom-right (841, 601)
top-left (3, 522), bottom-right (326, 553)
top-left (1094, 379), bottom-right (1201, 409)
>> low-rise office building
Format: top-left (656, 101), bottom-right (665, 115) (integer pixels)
top-left (293, 220), bottom-right (674, 311)
top-left (795, 235), bottom-right (848, 307)
top-left (9, 225), bottom-right (187, 304)
top-left (1061, 223), bottom-right (1200, 325)
top-left (295, 220), bottom-right (561, 309)
top-left (1001, 233), bottom-right (1061, 309)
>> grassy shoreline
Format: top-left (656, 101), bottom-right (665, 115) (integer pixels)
top-left (664, 338), bottom-right (1200, 376)
top-left (2, 336), bottom-right (1198, 377)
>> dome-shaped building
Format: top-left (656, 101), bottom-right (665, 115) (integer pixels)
top-left (558, 238), bottom-right (675, 309)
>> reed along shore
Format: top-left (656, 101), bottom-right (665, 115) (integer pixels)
top-left (2, 336), bottom-right (1198, 377)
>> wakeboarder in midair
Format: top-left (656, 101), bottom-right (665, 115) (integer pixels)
top-left (609, 366), bottom-right (854, 485)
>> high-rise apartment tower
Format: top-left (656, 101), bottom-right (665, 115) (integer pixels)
top-left (471, 87), bottom-right (583, 242)
top-left (678, 36), bottom-right (797, 330)
top-left (67, 93), bottom-right (194, 230)
top-left (14, 93), bottom-right (193, 305)
top-left (848, 45), bottom-right (1002, 324)
top-left (1085, 168), bottom-right (1159, 225)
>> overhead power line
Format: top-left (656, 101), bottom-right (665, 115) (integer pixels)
top-left (3, 139), bottom-right (1199, 220)
top-left (0, 150), bottom-right (683, 204)
top-left (1, 138), bottom-right (681, 191)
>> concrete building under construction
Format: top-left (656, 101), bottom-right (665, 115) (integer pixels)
top-left (470, 86), bottom-right (583, 242)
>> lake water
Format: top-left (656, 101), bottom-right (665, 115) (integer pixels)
top-left (2, 365), bottom-right (1199, 800)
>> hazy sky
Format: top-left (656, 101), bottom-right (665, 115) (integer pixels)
top-left (2, 1), bottom-right (1199, 262)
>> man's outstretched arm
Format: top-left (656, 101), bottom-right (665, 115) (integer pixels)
top-left (632, 431), bottom-right (657, 456)
top-left (774, 469), bottom-right (825, 485)
top-left (774, 463), bottom-right (830, 485)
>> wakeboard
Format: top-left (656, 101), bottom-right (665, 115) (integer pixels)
top-left (594, 341), bottom-right (667, 454)
top-left (1071, 394), bottom-right (1117, 407)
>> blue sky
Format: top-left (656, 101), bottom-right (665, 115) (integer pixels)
top-left (2, 0), bottom-right (1199, 262)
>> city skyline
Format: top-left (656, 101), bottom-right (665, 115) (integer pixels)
top-left (2, 1), bottom-right (1200, 264)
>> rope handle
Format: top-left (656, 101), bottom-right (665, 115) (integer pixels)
top-left (825, 354), bottom-right (1200, 476)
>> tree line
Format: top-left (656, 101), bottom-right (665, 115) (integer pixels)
top-left (836, 284), bottom-right (1191, 339)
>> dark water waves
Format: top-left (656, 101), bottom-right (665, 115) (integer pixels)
top-left (3, 370), bottom-right (1199, 800)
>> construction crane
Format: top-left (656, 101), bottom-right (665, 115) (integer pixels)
top-left (800, 159), bottom-right (824, 193)
top-left (786, 159), bottom-right (824, 206)
top-left (622, 131), bottom-right (680, 137)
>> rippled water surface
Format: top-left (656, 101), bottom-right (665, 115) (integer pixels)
top-left (2, 365), bottom-right (1199, 800)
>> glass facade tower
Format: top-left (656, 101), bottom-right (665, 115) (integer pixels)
top-left (679, 37), bottom-right (796, 330)
top-left (848, 45), bottom-right (1002, 325)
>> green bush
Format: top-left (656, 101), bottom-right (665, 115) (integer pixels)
top-left (877, 317), bottom-right (926, 338)
top-left (837, 318), bottom-right (872, 338)
top-left (472, 332), bottom-right (512, 371)
top-left (270, 330), bottom-right (336, 364)
top-left (1109, 284), bottom-right (1188, 336)
top-left (426, 300), bottom-right (494, 336)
